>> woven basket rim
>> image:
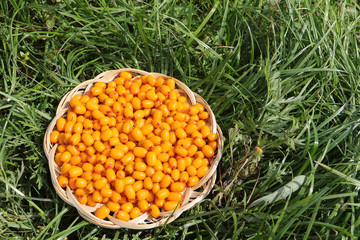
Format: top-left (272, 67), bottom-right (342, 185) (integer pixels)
top-left (44, 68), bottom-right (224, 229)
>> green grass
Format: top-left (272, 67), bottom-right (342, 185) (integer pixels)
top-left (1, 0), bottom-right (360, 239)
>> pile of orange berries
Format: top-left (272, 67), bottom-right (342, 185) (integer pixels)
top-left (50, 71), bottom-right (218, 221)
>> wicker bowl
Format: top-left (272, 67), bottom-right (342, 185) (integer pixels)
top-left (44, 68), bottom-right (223, 229)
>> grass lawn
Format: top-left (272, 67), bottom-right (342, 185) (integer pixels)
top-left (1, 0), bottom-right (360, 239)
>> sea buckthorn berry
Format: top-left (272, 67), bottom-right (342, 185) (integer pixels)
top-left (142, 100), bottom-right (155, 109)
top-left (75, 178), bottom-right (87, 189)
top-left (202, 158), bottom-right (210, 166)
top-left (138, 199), bottom-right (150, 212)
top-left (110, 149), bottom-right (124, 160)
top-left (149, 204), bottom-right (160, 218)
top-left (192, 158), bottom-right (203, 169)
top-left (116, 210), bottom-right (130, 221)
top-left (85, 182), bottom-right (95, 194)
top-left (209, 141), bottom-right (217, 151)
top-left (87, 195), bottom-right (97, 207)
top-left (152, 183), bottom-right (160, 194)
top-left (119, 133), bottom-right (129, 143)
top-left (201, 126), bottom-right (211, 139)
top-left (179, 171), bottom-right (189, 183)
top-left (133, 180), bottom-right (144, 192)
top-left (57, 118), bottom-right (66, 132)
top-left (197, 166), bottom-right (209, 178)
top-left (196, 120), bottom-right (206, 130)
top-left (124, 184), bottom-right (136, 199)
top-left (82, 172), bottom-right (93, 181)
top-left (69, 133), bottom-right (81, 145)
top-left (144, 152), bottom-right (156, 167)
top-left (96, 154), bottom-right (107, 165)
top-left (94, 141), bottom-right (105, 152)
top-left (82, 163), bottom-right (94, 172)
top-left (93, 164), bottom-right (105, 174)
top-left (202, 145), bottom-right (214, 158)
top-left (61, 162), bottom-right (72, 175)
top-left (171, 169), bottom-right (180, 181)
top-left (94, 177), bottom-right (107, 189)
top-left (95, 206), bottom-right (110, 219)
top-left (70, 155), bottom-right (82, 165)
top-left (158, 151), bottom-right (169, 160)
top-left (120, 71), bottom-right (132, 81)
top-left (194, 151), bottom-right (204, 159)
top-left (131, 128), bottom-right (143, 142)
top-left (101, 188), bottom-right (113, 198)
top-left (111, 191), bottom-right (122, 203)
top-left (132, 171), bottom-right (146, 181)
top-left (114, 179), bottom-right (125, 193)
top-left (93, 190), bottom-right (103, 203)
top-left (175, 146), bottom-right (188, 157)
top-left (167, 78), bottom-right (175, 90)
top-left (145, 166), bottom-right (155, 177)
top-left (167, 192), bottom-right (182, 202)
top-left (163, 201), bottom-right (179, 211)
top-left (59, 151), bottom-right (71, 163)
top-left (193, 137), bottom-right (205, 148)
top-left (160, 175), bottom-right (172, 188)
top-left (137, 189), bottom-right (149, 201)
top-left (199, 111), bottom-right (209, 120)
top-left (50, 131), bottom-right (59, 144)
top-left (73, 104), bottom-right (86, 115)
top-left (187, 176), bottom-right (199, 187)
top-left (57, 144), bottom-right (66, 153)
top-left (68, 178), bottom-right (77, 189)
top-left (78, 195), bottom-right (88, 205)
top-left (58, 175), bottom-right (68, 187)
top-left (134, 161), bottom-right (147, 172)
top-left (101, 129), bottom-right (113, 141)
top-left (64, 121), bottom-right (75, 134)
top-left (120, 152), bottom-right (135, 165)
top-left (155, 198), bottom-right (165, 208)
top-left (130, 207), bottom-right (141, 219)
top-left (72, 122), bottom-right (83, 134)
top-left (152, 171), bottom-right (164, 183)
top-left (69, 166), bottom-right (83, 178)
top-left (186, 166), bottom-right (197, 177)
top-left (188, 145), bottom-right (198, 157)
top-left (121, 202), bottom-right (134, 213)
top-left (123, 176), bottom-right (135, 186)
top-left (150, 136), bottom-right (162, 146)
top-left (153, 160), bottom-right (163, 172)
top-left (144, 177), bottom-right (153, 190)
top-left (106, 169), bottom-right (116, 182)
top-left (125, 163), bottom-right (135, 175)
top-left (67, 111), bottom-right (77, 123)
top-left (170, 182), bottom-right (185, 192)
top-left (208, 133), bottom-right (217, 141)
top-left (106, 201), bottom-right (120, 212)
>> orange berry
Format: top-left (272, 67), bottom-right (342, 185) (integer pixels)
top-left (149, 204), bottom-right (160, 218)
top-left (187, 176), bottom-right (199, 187)
top-left (57, 175), bottom-right (68, 187)
top-left (116, 210), bottom-right (130, 221)
top-left (95, 206), bottom-right (110, 219)
top-left (138, 199), bottom-right (149, 212)
top-left (170, 182), bottom-right (185, 192)
top-left (202, 145), bottom-right (214, 158)
top-left (163, 201), bottom-right (179, 211)
top-left (124, 184), bottom-right (136, 199)
top-left (50, 131), bottom-right (60, 143)
top-left (56, 118), bottom-right (66, 132)
top-left (130, 207), bottom-right (141, 219)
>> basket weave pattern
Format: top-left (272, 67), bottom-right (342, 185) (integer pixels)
top-left (44, 69), bottom-right (223, 229)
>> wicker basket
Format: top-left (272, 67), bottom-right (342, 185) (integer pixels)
top-left (43, 68), bottom-right (224, 229)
